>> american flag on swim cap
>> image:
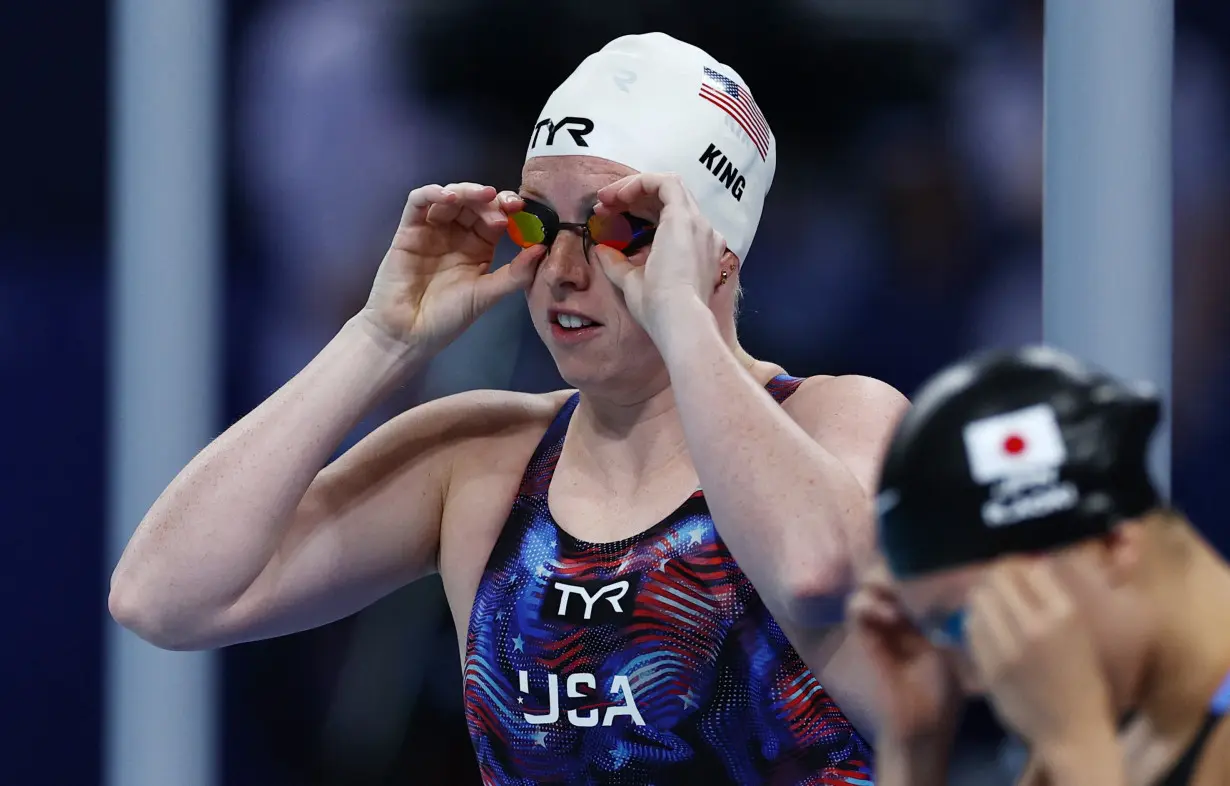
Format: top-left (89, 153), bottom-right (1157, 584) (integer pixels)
top-left (699, 67), bottom-right (770, 160)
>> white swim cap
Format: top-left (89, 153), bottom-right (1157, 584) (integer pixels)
top-left (524, 33), bottom-right (777, 265)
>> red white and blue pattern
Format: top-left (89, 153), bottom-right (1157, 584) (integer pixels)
top-left (463, 375), bottom-right (874, 785)
top-left (698, 66), bottom-right (771, 160)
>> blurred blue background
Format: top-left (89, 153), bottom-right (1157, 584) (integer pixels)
top-left (3, 0), bottom-right (1229, 783)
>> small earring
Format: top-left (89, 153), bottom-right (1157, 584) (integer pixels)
top-left (719, 269), bottom-right (730, 287)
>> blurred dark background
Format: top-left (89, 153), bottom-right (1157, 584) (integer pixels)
top-left (4, 0), bottom-right (1229, 783)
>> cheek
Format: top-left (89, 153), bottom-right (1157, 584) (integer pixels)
top-left (952, 651), bottom-right (985, 696)
top-left (1095, 590), bottom-right (1150, 660)
top-left (524, 278), bottom-right (551, 312)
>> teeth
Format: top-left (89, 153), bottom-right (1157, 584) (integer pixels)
top-left (557, 314), bottom-right (595, 329)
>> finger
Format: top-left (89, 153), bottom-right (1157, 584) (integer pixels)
top-left (847, 587), bottom-right (904, 629)
top-left (849, 564), bottom-right (902, 614)
top-left (1022, 559), bottom-right (1068, 617)
top-left (454, 205), bottom-right (482, 230)
top-left (473, 206), bottom-right (510, 246)
top-left (402, 184), bottom-right (457, 226)
top-left (596, 174), bottom-right (664, 218)
top-left (857, 557), bottom-right (894, 586)
top-left (472, 245), bottom-right (547, 307)
top-left (595, 174), bottom-right (639, 206)
top-left (613, 177), bottom-right (666, 217)
top-left (425, 183), bottom-right (499, 226)
top-left (444, 182), bottom-right (498, 202)
top-left (593, 245), bottom-right (635, 291)
top-left (448, 192), bottom-right (515, 243)
top-left (426, 200), bottom-right (465, 226)
top-left (850, 597), bottom-right (936, 665)
top-left (985, 562), bottom-right (1037, 631)
top-left (846, 592), bottom-right (904, 659)
top-left (497, 191), bottom-right (525, 215)
top-left (965, 585), bottom-right (1017, 674)
top-left (600, 172), bottom-right (692, 215)
top-left (460, 198), bottom-right (513, 236)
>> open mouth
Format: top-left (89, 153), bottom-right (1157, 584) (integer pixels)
top-left (555, 313), bottom-right (599, 330)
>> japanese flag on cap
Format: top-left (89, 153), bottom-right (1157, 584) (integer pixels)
top-left (962, 404), bottom-right (1069, 485)
top-left (525, 32), bottom-right (776, 265)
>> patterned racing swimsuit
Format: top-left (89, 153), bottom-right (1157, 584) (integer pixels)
top-left (463, 376), bottom-right (874, 785)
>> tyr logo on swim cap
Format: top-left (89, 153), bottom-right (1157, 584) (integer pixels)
top-left (876, 346), bottom-right (1163, 578)
top-left (525, 33), bottom-right (776, 265)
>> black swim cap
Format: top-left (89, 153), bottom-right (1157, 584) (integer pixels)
top-left (878, 346), bottom-right (1163, 579)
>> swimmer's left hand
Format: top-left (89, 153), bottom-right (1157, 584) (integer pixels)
top-left (591, 173), bottom-right (726, 335)
top-left (966, 559), bottom-right (1123, 773)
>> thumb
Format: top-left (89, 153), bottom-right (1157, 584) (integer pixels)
top-left (472, 244), bottom-right (546, 309)
top-left (593, 245), bottom-right (634, 290)
top-left (848, 616), bottom-right (901, 678)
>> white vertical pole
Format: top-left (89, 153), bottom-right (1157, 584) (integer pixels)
top-left (1043, 0), bottom-right (1174, 495)
top-left (106, 1), bottom-right (223, 784)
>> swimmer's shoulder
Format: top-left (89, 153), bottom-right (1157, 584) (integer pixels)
top-left (363, 387), bottom-right (576, 495)
top-left (438, 387), bottom-right (577, 467)
top-left (429, 389), bottom-right (576, 618)
top-left (777, 372), bottom-right (909, 426)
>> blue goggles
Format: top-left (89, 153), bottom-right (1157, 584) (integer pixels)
top-left (920, 608), bottom-right (967, 649)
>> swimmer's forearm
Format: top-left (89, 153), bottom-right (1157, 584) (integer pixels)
top-left (1035, 733), bottom-right (1125, 786)
top-left (109, 316), bottom-right (426, 647)
top-left (653, 297), bottom-right (873, 619)
top-left (873, 740), bottom-right (950, 786)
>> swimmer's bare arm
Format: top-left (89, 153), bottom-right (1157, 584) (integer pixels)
top-left (592, 173), bottom-right (906, 626)
top-left (110, 182), bottom-right (548, 650)
top-left (655, 310), bottom-right (908, 742)
top-left (1029, 738), bottom-right (1125, 786)
top-left (108, 319), bottom-right (517, 650)
top-left (656, 301), bottom-right (907, 625)
top-left (873, 743), bottom-right (950, 786)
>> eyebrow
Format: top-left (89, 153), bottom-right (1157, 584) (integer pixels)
top-left (518, 184), bottom-right (548, 204)
top-left (518, 186), bottom-right (600, 214)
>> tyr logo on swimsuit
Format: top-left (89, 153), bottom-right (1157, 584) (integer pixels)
top-left (548, 576), bottom-right (640, 624)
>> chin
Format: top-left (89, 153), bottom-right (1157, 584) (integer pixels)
top-left (557, 359), bottom-right (669, 403)
top-left (550, 353), bottom-right (614, 390)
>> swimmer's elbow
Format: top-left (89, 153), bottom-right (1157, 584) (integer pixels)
top-left (780, 560), bottom-right (855, 628)
top-left (781, 501), bottom-right (875, 625)
top-left (108, 580), bottom-right (212, 651)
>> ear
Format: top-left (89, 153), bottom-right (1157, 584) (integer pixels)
top-left (721, 249), bottom-right (741, 273)
top-left (712, 251), bottom-right (740, 292)
top-left (1097, 522), bottom-right (1149, 587)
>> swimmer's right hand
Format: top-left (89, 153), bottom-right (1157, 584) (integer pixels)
top-left (357, 183), bottom-right (547, 356)
top-left (845, 566), bottom-right (963, 758)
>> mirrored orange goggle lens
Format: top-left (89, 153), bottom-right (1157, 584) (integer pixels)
top-left (586, 213), bottom-right (636, 251)
top-left (507, 211), bottom-right (547, 248)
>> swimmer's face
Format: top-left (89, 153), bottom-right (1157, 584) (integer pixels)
top-left (894, 533), bottom-right (1155, 711)
top-left (893, 564), bottom-right (988, 695)
top-left (519, 156), bottom-right (664, 398)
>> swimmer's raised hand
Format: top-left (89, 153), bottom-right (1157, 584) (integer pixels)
top-left (966, 558), bottom-right (1120, 775)
top-left (360, 183), bottom-right (547, 355)
top-left (845, 565), bottom-right (962, 784)
top-left (590, 172), bottom-right (727, 338)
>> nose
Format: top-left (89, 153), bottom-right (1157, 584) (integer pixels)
top-left (539, 229), bottom-right (591, 297)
